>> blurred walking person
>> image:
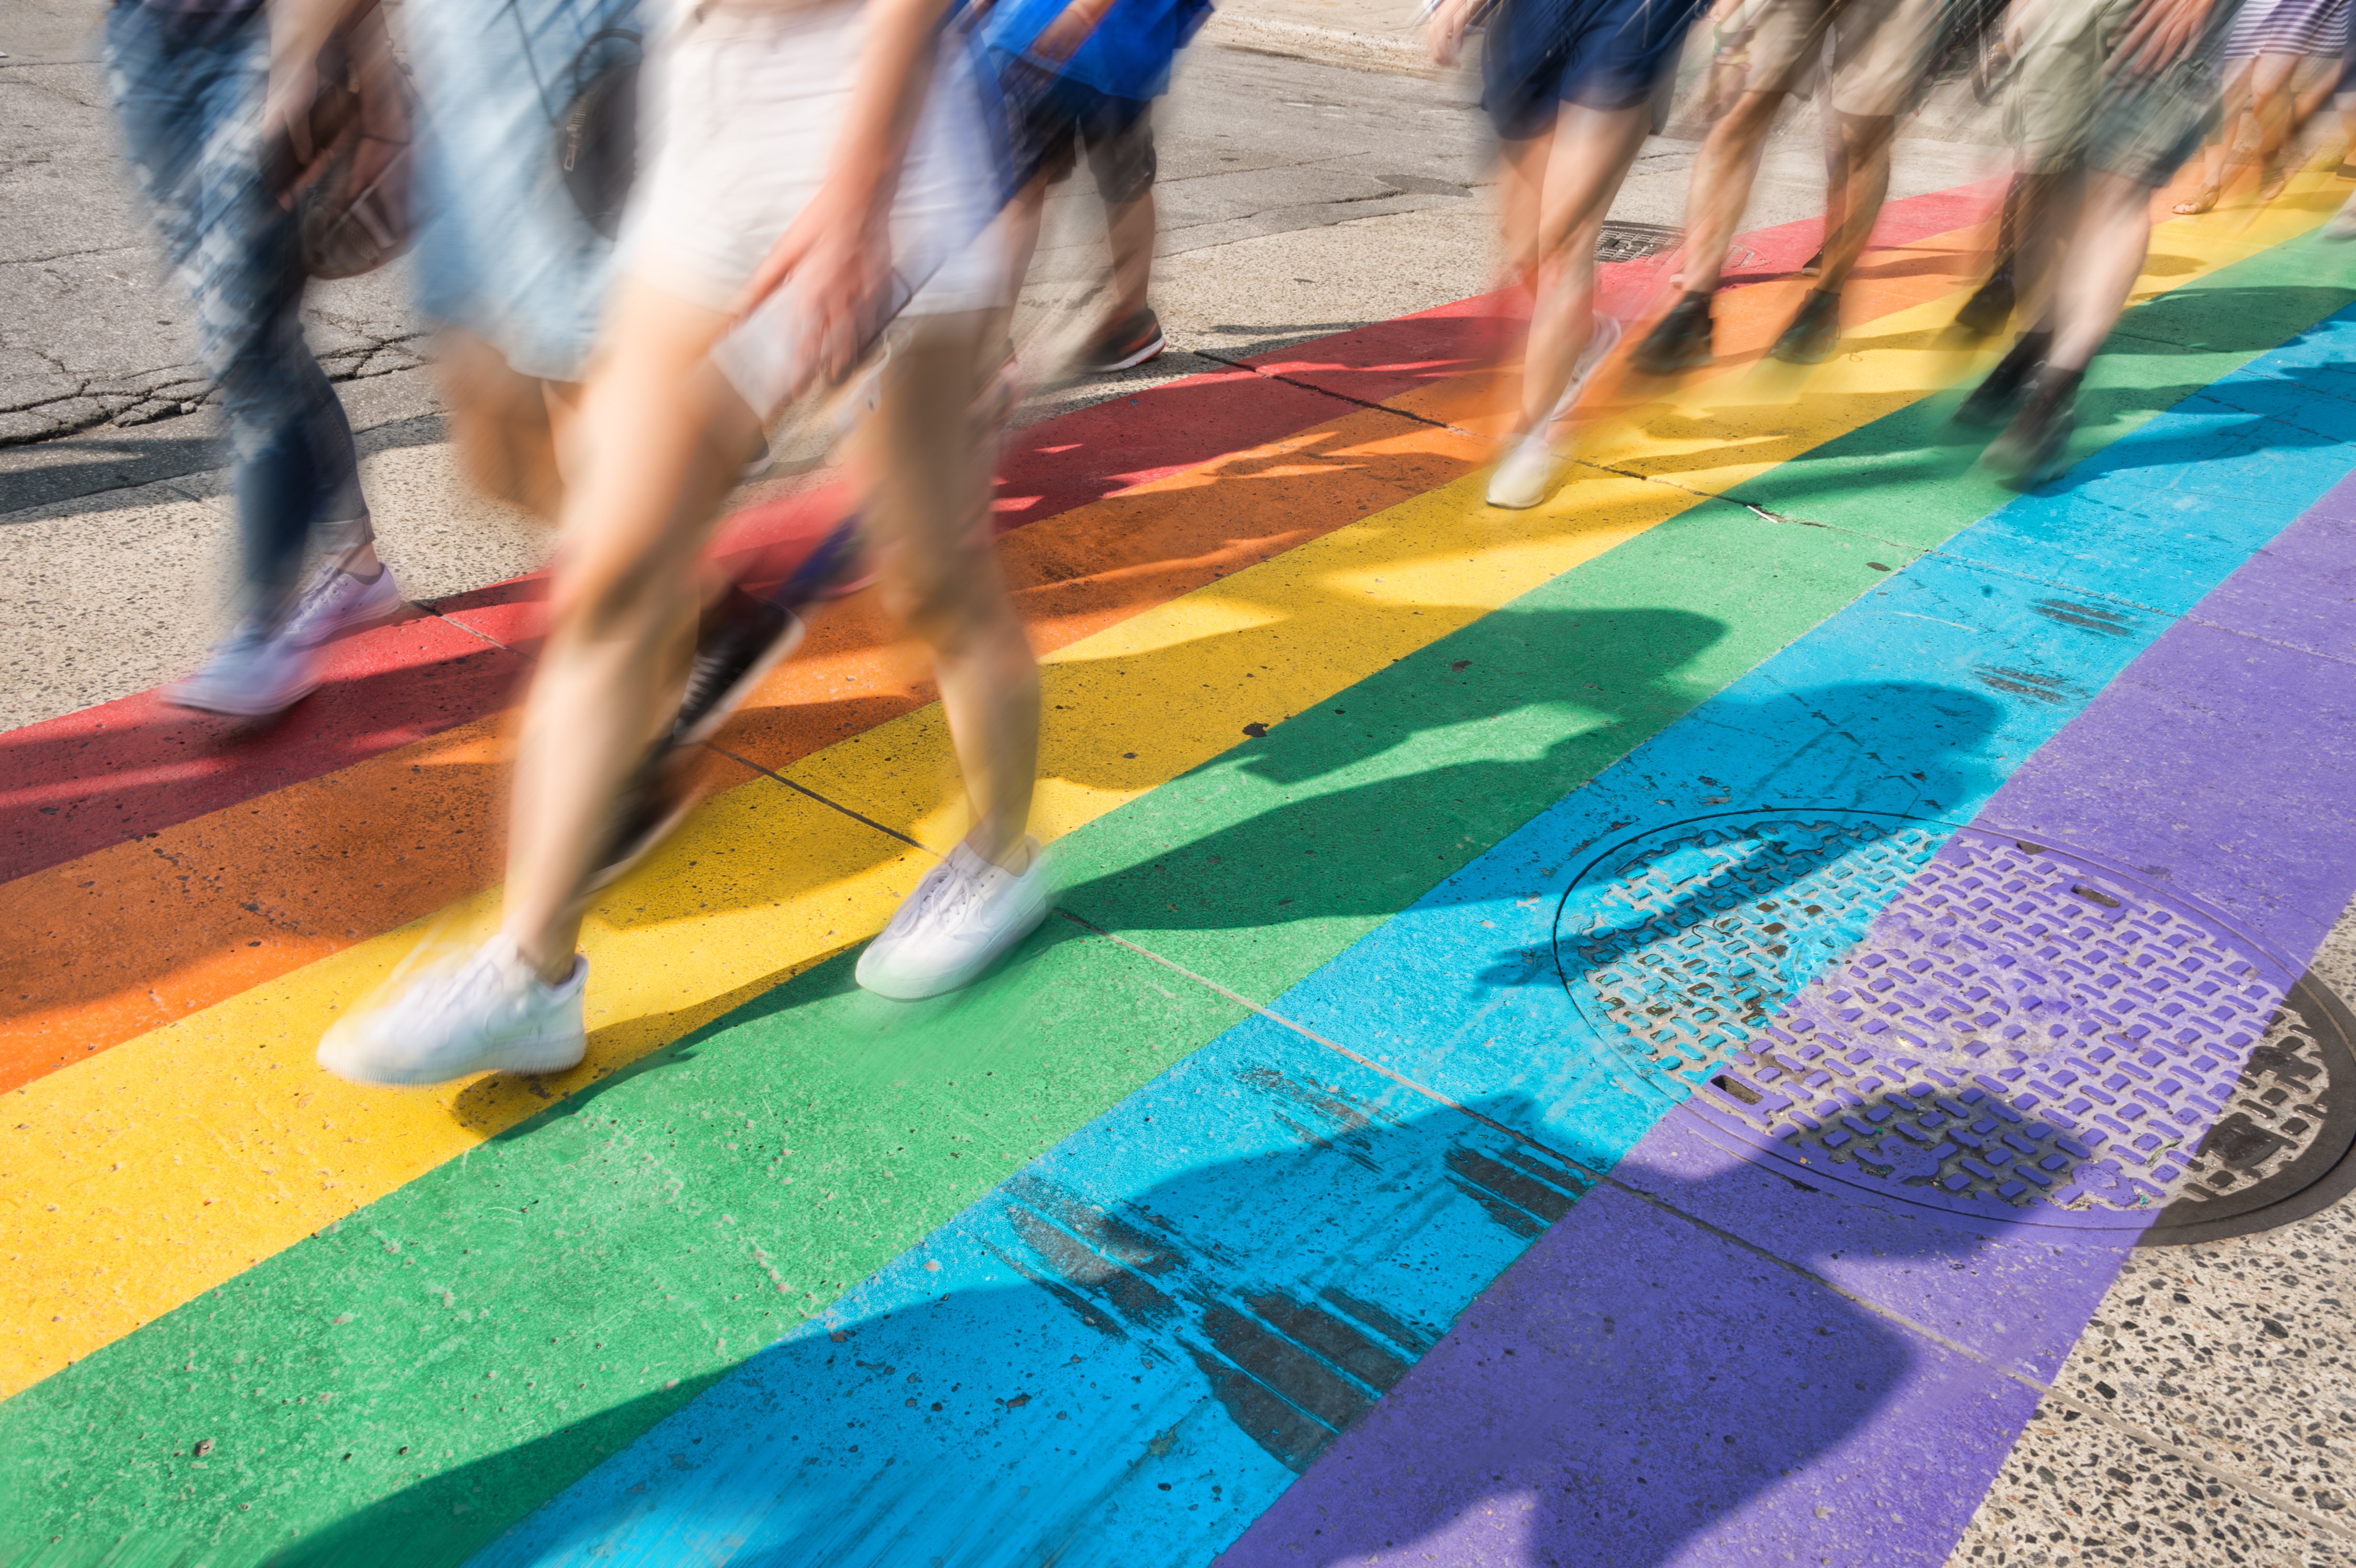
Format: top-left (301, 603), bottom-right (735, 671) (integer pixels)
top-left (1629, 0), bottom-right (1942, 372)
top-left (318, 0), bottom-right (1043, 1086)
top-left (1957, 0), bottom-right (2243, 485)
top-left (2173, 0), bottom-right (2348, 212)
top-left (1427, 0), bottom-right (1709, 507)
top-left (109, 0), bottom-right (403, 718)
top-left (984, 0), bottom-right (1211, 371)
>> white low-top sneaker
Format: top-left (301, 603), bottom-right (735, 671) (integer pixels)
top-left (1485, 428), bottom-right (1562, 509)
top-left (856, 837), bottom-right (1053, 1001)
top-left (283, 556), bottom-right (404, 648)
top-left (318, 935), bottom-right (588, 1086)
top-left (1486, 314), bottom-right (1624, 511)
top-left (165, 618), bottom-right (322, 718)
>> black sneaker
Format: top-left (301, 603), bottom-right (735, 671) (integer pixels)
top-left (1952, 328), bottom-right (2051, 429)
top-left (585, 746), bottom-right (702, 893)
top-left (1982, 366), bottom-right (2081, 489)
top-left (670, 513), bottom-right (867, 746)
top-left (1083, 307), bottom-right (1166, 372)
top-left (1953, 267), bottom-right (2015, 337)
top-left (1632, 293), bottom-right (1715, 375)
top-left (673, 586), bottom-right (805, 749)
top-left (1770, 289), bottom-right (1842, 365)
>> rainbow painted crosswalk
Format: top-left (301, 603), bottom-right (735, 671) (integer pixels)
top-left (7, 173), bottom-right (2356, 1567)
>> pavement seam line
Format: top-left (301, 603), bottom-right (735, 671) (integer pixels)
top-left (704, 740), bottom-right (928, 851)
top-left (1056, 904), bottom-right (2356, 1547)
top-left (1189, 347), bottom-right (1473, 435)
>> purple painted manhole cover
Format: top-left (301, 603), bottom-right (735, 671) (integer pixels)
top-left (1552, 810), bottom-right (2356, 1243)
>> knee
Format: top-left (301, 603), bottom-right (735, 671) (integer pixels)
top-left (880, 540), bottom-right (1015, 653)
top-left (550, 534), bottom-right (684, 645)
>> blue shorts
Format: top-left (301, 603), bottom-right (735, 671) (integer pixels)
top-left (404, 0), bottom-right (637, 382)
top-left (1483, 0), bottom-right (1704, 141)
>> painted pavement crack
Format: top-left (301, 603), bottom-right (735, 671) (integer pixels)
top-left (1051, 906), bottom-right (2356, 1548)
top-left (1188, 347), bottom-right (1468, 435)
top-left (700, 743), bottom-right (927, 851)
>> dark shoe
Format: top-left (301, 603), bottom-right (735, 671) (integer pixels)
top-left (1632, 294), bottom-right (1715, 375)
top-left (1770, 289), bottom-right (1842, 364)
top-left (1799, 248), bottom-right (1823, 278)
top-left (1952, 328), bottom-right (2051, 429)
top-left (1982, 366), bottom-right (2082, 489)
top-left (1083, 307), bottom-right (1166, 372)
top-left (586, 746), bottom-right (702, 893)
top-left (674, 587), bottom-right (806, 748)
top-left (1953, 267), bottom-right (2015, 337)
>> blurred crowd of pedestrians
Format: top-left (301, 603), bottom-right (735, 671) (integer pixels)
top-left (93, 0), bottom-right (2353, 1080)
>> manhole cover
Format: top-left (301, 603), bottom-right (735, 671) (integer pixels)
top-left (1594, 222), bottom-right (1682, 264)
top-left (1552, 810), bottom-right (2356, 1244)
top-left (1591, 221), bottom-right (1759, 272)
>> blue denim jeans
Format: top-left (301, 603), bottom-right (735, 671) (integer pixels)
top-left (105, 0), bottom-right (371, 623)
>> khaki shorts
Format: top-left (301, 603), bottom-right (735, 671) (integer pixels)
top-left (2006, 0), bottom-right (2230, 185)
top-left (1745, 0), bottom-right (1944, 117)
top-left (622, 0), bottom-right (1009, 418)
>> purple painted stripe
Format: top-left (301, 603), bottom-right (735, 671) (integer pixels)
top-left (1217, 469), bottom-right (2356, 1568)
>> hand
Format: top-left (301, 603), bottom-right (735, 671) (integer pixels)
top-left (1424, 0), bottom-right (1482, 66)
top-left (2116, 0), bottom-right (2214, 76)
top-left (734, 175), bottom-right (897, 397)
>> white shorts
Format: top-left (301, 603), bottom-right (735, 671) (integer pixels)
top-left (623, 0), bottom-right (1010, 418)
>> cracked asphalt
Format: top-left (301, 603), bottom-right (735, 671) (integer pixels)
top-left (0, 0), bottom-right (425, 447)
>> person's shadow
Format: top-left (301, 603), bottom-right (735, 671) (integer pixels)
top-left (281, 1068), bottom-right (2067, 1568)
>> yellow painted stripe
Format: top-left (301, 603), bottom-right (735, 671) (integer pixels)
top-left (0, 184), bottom-right (2333, 1399)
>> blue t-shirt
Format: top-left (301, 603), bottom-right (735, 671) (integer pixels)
top-left (977, 0), bottom-right (1210, 100)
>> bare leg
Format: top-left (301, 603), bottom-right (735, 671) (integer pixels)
top-left (1814, 112), bottom-right (1896, 289)
top-left (2184, 60), bottom-right (2252, 209)
top-left (434, 327), bottom-right (573, 522)
top-left (2048, 170), bottom-right (2152, 372)
top-left (999, 172), bottom-right (1052, 305)
top-left (502, 280), bottom-right (758, 980)
top-left (1517, 103), bottom-right (1650, 433)
top-left (1105, 185), bottom-right (1156, 321)
top-left (859, 311), bottom-right (1039, 871)
top-left (1678, 88), bottom-right (1787, 295)
top-left (2248, 51), bottom-right (2302, 194)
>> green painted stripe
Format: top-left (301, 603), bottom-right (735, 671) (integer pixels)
top-left (6, 232), bottom-right (2351, 1568)
top-left (1727, 229), bottom-right (2356, 537)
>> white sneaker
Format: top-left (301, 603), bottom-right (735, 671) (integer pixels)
top-left (2325, 194), bottom-right (2356, 241)
top-left (856, 837), bottom-right (1053, 1001)
top-left (1485, 428), bottom-right (1564, 510)
top-left (164, 618), bottom-right (322, 718)
top-left (317, 935), bottom-right (588, 1086)
top-left (1547, 312), bottom-right (1623, 424)
top-left (1486, 315), bottom-right (1623, 511)
top-left (282, 555), bottom-right (404, 648)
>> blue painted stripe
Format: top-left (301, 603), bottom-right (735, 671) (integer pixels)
top-left (469, 306), bottom-right (2356, 1568)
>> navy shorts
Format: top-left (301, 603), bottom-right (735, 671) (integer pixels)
top-left (1483, 0), bottom-right (1704, 141)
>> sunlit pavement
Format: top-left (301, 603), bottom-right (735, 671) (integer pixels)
top-left (9, 156), bottom-right (2356, 1568)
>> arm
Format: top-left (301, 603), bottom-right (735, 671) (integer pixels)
top-left (1423, 0), bottom-right (1485, 65)
top-left (735, 0), bottom-right (952, 387)
top-left (2116, 0), bottom-right (2218, 75)
top-left (1031, 0), bottom-right (1118, 62)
